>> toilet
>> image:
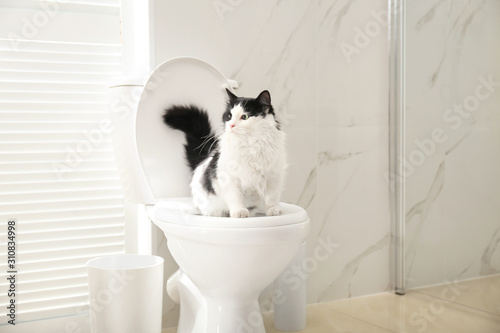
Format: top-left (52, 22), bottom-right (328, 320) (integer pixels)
top-left (109, 57), bottom-right (310, 333)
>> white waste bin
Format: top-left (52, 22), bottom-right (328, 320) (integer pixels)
top-left (87, 254), bottom-right (164, 333)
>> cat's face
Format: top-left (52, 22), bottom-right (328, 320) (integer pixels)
top-left (222, 90), bottom-right (275, 134)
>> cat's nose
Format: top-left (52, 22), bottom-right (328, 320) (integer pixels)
top-left (229, 124), bottom-right (235, 129)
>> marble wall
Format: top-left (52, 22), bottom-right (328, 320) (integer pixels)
top-left (404, 0), bottom-right (500, 289)
top-left (150, 0), bottom-right (390, 327)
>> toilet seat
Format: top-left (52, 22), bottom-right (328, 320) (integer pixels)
top-left (152, 198), bottom-right (310, 247)
top-left (153, 197), bottom-right (309, 228)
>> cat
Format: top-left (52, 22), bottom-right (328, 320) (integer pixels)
top-left (163, 89), bottom-right (286, 218)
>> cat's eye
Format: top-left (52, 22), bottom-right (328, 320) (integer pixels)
top-left (226, 113), bottom-right (232, 120)
top-left (241, 114), bottom-right (249, 120)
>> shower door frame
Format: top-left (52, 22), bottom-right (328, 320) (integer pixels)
top-left (389, 0), bottom-right (406, 295)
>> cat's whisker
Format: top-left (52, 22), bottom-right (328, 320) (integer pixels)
top-left (207, 135), bottom-right (219, 153)
top-left (195, 138), bottom-right (211, 153)
top-left (196, 133), bottom-right (218, 154)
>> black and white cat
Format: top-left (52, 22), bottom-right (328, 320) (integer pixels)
top-left (163, 89), bottom-right (286, 218)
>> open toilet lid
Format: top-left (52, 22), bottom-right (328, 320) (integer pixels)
top-left (136, 57), bottom-right (237, 203)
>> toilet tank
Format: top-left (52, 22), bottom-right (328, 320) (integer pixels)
top-left (109, 58), bottom-right (237, 204)
top-left (109, 82), bottom-right (155, 204)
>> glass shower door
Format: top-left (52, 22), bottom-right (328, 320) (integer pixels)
top-left (391, 0), bottom-right (500, 291)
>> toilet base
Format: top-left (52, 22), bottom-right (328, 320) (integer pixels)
top-left (173, 270), bottom-right (266, 333)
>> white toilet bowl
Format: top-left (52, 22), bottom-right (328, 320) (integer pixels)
top-left (153, 198), bottom-right (309, 333)
top-left (109, 57), bottom-right (310, 332)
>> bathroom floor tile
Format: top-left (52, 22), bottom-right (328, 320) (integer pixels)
top-left (162, 328), bottom-right (176, 333)
top-left (413, 274), bottom-right (500, 316)
top-left (162, 306), bottom-right (391, 333)
top-left (324, 291), bottom-right (500, 333)
top-left (262, 303), bottom-right (392, 333)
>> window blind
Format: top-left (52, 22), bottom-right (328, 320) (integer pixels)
top-left (0, 0), bottom-right (125, 326)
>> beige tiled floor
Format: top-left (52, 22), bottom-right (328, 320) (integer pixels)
top-left (163, 275), bottom-right (500, 333)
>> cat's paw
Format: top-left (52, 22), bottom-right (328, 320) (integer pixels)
top-left (230, 208), bottom-right (249, 218)
top-left (266, 205), bottom-right (282, 216)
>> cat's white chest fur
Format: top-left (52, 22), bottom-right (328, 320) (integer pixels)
top-left (219, 127), bottom-right (285, 189)
top-left (213, 117), bottom-right (286, 217)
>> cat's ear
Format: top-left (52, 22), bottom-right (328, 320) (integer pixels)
top-left (226, 88), bottom-right (238, 102)
top-left (256, 90), bottom-right (271, 106)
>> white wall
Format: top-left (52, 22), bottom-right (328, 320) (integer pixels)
top-left (151, 0), bottom-right (390, 328)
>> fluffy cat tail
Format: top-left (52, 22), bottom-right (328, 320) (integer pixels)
top-left (163, 105), bottom-right (216, 171)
